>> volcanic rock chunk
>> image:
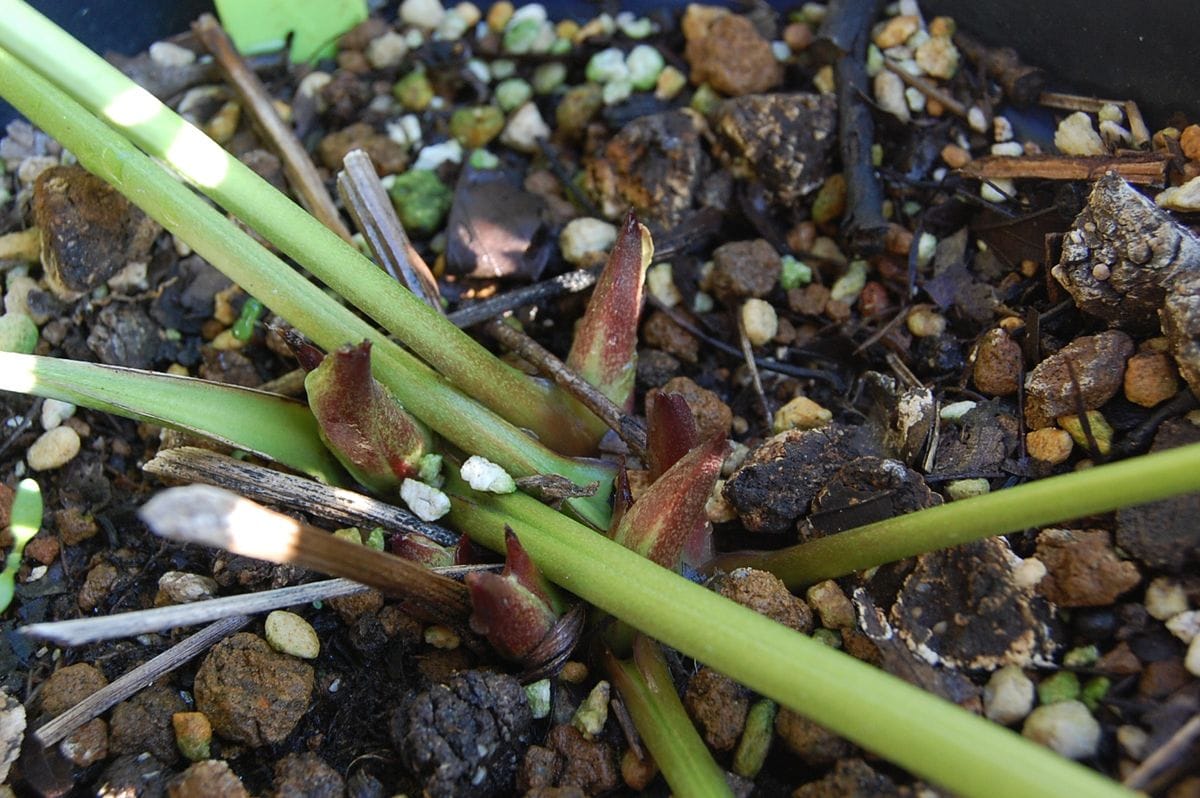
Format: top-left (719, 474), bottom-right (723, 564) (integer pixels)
top-left (683, 12), bottom-right (784, 96)
top-left (1035, 528), bottom-right (1141, 607)
top-left (890, 538), bottom-right (1058, 670)
top-left (1162, 269), bottom-right (1200, 397)
top-left (1052, 172), bottom-right (1200, 331)
top-left (863, 371), bottom-right (935, 466)
top-left (392, 670), bottom-right (533, 798)
top-left (1023, 330), bottom-right (1134, 429)
top-left (710, 93), bottom-right (837, 205)
top-left (587, 110), bottom-right (710, 230)
top-left (445, 167), bottom-right (552, 281)
top-left (723, 424), bottom-right (880, 533)
top-left (193, 633), bottom-right (314, 747)
top-left (684, 667), bottom-right (750, 752)
top-left (804, 456), bottom-right (941, 539)
top-left (1116, 418), bottom-right (1200, 571)
top-left (932, 400), bottom-right (1019, 477)
top-left (792, 757), bottom-right (900, 798)
top-left (32, 165), bottom-right (160, 301)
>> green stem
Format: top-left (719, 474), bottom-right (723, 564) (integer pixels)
top-left (605, 637), bottom-right (731, 798)
top-left (0, 0), bottom-right (602, 455)
top-left (0, 352), bottom-right (347, 484)
top-left (443, 477), bottom-right (1134, 798)
top-left (0, 48), bottom-right (612, 527)
top-left (713, 441), bottom-right (1200, 588)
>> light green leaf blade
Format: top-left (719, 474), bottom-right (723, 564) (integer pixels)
top-left (0, 352), bottom-right (346, 485)
top-left (214, 0), bottom-right (367, 63)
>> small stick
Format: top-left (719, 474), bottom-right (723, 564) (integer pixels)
top-left (738, 317), bottom-right (773, 432)
top-left (144, 446), bottom-right (460, 547)
top-left (821, 0), bottom-right (889, 253)
top-left (959, 154), bottom-right (1169, 186)
top-left (883, 59), bottom-right (970, 119)
top-left (139, 485), bottom-right (472, 624)
top-left (447, 268), bottom-right (601, 328)
top-left (22, 565), bottom-right (501, 647)
top-left (192, 14), bottom-right (353, 242)
top-left (1123, 714), bottom-right (1200, 792)
top-left (954, 30), bottom-right (1045, 105)
top-left (24, 580), bottom-right (360, 647)
top-left (337, 149), bottom-right (443, 309)
top-left (35, 615), bottom-right (249, 747)
top-left (485, 318), bottom-right (648, 459)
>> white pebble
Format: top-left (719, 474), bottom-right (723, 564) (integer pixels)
top-left (1155, 175), bottom-right (1200, 212)
top-left (1186, 636), bottom-right (1200, 678)
top-left (499, 102), bottom-right (550, 153)
top-left (264, 611), bottom-right (321, 660)
top-left (559, 218), bottom-right (617, 265)
top-left (990, 141), bottom-right (1023, 157)
top-left (26, 426), bottom-right (80, 471)
top-left (366, 31), bottom-right (409, 69)
top-left (1099, 120), bottom-right (1130, 148)
top-left (980, 177), bottom-right (1015, 203)
top-left (387, 115), bottom-right (423, 149)
top-left (945, 477), bottom-right (989, 500)
top-left (967, 106), bottom-right (988, 133)
top-left (401, 478), bottom-right (451, 521)
top-left (993, 115), bottom-right (1014, 142)
top-left (1145, 577), bottom-right (1189, 620)
top-left (411, 139), bottom-right (463, 171)
top-left (601, 78), bottom-right (633, 106)
top-left (984, 665), bottom-right (1035, 725)
top-left (40, 399), bottom-right (76, 431)
top-left (460, 455), bottom-right (516, 493)
top-left (149, 41), bottom-right (196, 67)
top-left (1166, 611), bottom-right (1200, 644)
top-left (939, 400), bottom-right (976, 421)
top-left (400, 0), bottom-right (445, 29)
top-left (1022, 700), bottom-right (1101, 759)
top-left (1098, 103), bottom-right (1124, 124)
top-left (1054, 112), bottom-right (1105, 156)
top-left (741, 299), bottom-right (778, 346)
top-left (1116, 724), bottom-right (1149, 760)
top-left (873, 70), bottom-right (910, 122)
top-left (0, 689), bottom-right (25, 784)
top-left (646, 263), bottom-right (682, 307)
top-left (586, 47), bottom-right (628, 84)
top-left (157, 571), bottom-right (218, 604)
top-left (904, 86), bottom-right (925, 114)
top-left (1012, 557), bottom-right (1047, 591)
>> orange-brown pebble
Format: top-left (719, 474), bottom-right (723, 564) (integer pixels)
top-left (560, 661), bottom-right (589, 684)
top-left (787, 220), bottom-right (817, 254)
top-left (1180, 124), bottom-right (1200, 161)
top-left (941, 143), bottom-right (972, 169)
top-left (1124, 351), bottom-right (1180, 407)
top-left (926, 97), bottom-right (945, 117)
top-left (973, 328), bottom-right (1023, 396)
top-left (621, 748), bottom-right (658, 791)
top-left (884, 223), bottom-right (913, 255)
top-left (1020, 259), bottom-right (1040, 278)
top-left (1026, 428), bottom-right (1073, 465)
top-left (783, 21), bottom-right (814, 51)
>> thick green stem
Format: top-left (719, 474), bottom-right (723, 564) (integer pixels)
top-left (444, 476), bottom-right (1134, 798)
top-left (713, 442), bottom-right (1200, 588)
top-left (0, 0), bottom-right (602, 455)
top-left (605, 637), bottom-right (731, 798)
top-left (0, 48), bottom-right (611, 527)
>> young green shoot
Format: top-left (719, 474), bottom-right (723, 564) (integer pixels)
top-left (606, 635), bottom-right (731, 798)
top-left (0, 478), bottom-right (42, 613)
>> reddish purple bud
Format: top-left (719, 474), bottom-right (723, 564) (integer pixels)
top-left (646, 391), bottom-right (699, 480)
top-left (304, 340), bottom-right (431, 493)
top-left (609, 466), bottom-right (634, 534)
top-left (465, 529), bottom-right (563, 662)
top-left (390, 532), bottom-right (453, 568)
top-left (611, 435), bottom-right (727, 571)
top-left (566, 212), bottom-right (653, 412)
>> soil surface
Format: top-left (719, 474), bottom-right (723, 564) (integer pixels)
top-left (2, 2), bottom-right (1200, 797)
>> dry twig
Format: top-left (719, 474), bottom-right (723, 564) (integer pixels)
top-left (959, 153), bottom-right (1169, 186)
top-left (193, 14), bottom-right (352, 241)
